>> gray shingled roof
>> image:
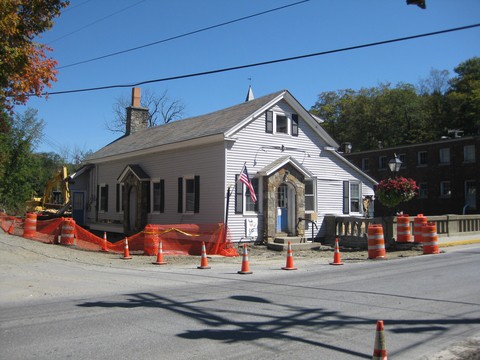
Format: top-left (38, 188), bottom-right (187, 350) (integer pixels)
top-left (87, 90), bottom-right (285, 161)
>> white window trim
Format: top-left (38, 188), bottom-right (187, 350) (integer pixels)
top-left (273, 112), bottom-right (292, 136)
top-left (349, 181), bottom-right (362, 214)
top-left (304, 178), bottom-right (317, 213)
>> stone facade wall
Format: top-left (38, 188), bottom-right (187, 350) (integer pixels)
top-left (125, 106), bottom-right (149, 135)
top-left (263, 164), bottom-right (306, 241)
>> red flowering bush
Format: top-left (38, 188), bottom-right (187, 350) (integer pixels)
top-left (375, 177), bottom-right (419, 208)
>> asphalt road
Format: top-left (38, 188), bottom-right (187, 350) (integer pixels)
top-left (1, 234), bottom-right (479, 359)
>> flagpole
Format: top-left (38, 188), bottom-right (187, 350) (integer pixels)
top-left (224, 185), bottom-right (232, 243)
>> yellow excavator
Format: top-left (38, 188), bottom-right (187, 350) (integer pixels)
top-left (26, 166), bottom-right (70, 214)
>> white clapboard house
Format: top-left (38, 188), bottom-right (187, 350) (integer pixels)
top-left (69, 87), bottom-right (376, 242)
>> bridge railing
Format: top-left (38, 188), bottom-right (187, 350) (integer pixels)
top-left (324, 214), bottom-right (480, 248)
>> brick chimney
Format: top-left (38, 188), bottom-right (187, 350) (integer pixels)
top-left (125, 87), bottom-right (149, 135)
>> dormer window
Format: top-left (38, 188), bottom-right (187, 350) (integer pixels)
top-left (265, 111), bottom-right (299, 136)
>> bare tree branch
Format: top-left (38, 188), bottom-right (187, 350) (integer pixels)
top-left (105, 89), bottom-right (186, 134)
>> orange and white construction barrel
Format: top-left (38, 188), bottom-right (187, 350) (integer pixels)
top-left (422, 222), bottom-right (440, 255)
top-left (60, 218), bottom-right (76, 246)
top-left (396, 214), bottom-right (412, 243)
top-left (368, 224), bottom-right (387, 260)
top-left (143, 224), bottom-right (159, 256)
top-left (23, 212), bottom-right (37, 238)
top-left (414, 214), bottom-right (428, 243)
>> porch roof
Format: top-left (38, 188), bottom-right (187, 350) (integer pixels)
top-left (257, 156), bottom-right (314, 178)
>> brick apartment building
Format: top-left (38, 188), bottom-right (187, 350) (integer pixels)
top-left (343, 135), bottom-right (479, 217)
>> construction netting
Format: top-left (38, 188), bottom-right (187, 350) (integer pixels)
top-left (0, 212), bottom-right (238, 257)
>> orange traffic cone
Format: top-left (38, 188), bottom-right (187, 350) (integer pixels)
top-left (122, 237), bottom-right (132, 260)
top-left (330, 237), bottom-right (344, 265)
top-left (197, 242), bottom-right (211, 269)
top-left (152, 240), bottom-right (167, 265)
top-left (237, 244), bottom-right (252, 274)
top-left (373, 320), bottom-right (388, 360)
top-left (282, 242), bottom-right (298, 270)
top-left (101, 232), bottom-right (108, 252)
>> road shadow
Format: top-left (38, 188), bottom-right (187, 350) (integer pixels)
top-left (77, 291), bottom-right (480, 358)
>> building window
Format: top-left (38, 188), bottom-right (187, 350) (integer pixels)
top-left (116, 183), bottom-right (124, 212)
top-left (378, 156), bottom-right (387, 170)
top-left (343, 181), bottom-right (361, 214)
top-left (465, 180), bottom-right (477, 210)
top-left (99, 184), bottom-right (108, 212)
top-left (178, 176), bottom-right (200, 213)
top-left (265, 111), bottom-right (299, 136)
top-left (151, 180), bottom-right (165, 213)
top-left (418, 182), bottom-right (428, 199)
top-left (235, 175), bottom-right (259, 213)
top-left (464, 145), bottom-right (476, 163)
top-left (276, 115), bottom-right (288, 134)
top-left (440, 181), bottom-right (451, 198)
top-left (361, 158), bottom-right (369, 171)
top-left (305, 179), bottom-right (316, 212)
top-left (417, 151), bottom-right (428, 166)
top-left (439, 148), bottom-right (450, 164)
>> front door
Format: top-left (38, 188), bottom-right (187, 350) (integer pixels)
top-left (72, 191), bottom-right (85, 226)
top-left (277, 184), bottom-right (289, 232)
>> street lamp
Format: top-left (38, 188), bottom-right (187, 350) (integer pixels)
top-left (388, 153), bottom-right (402, 177)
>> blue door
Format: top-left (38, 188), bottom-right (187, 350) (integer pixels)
top-left (277, 184), bottom-right (288, 232)
top-left (72, 192), bottom-right (85, 226)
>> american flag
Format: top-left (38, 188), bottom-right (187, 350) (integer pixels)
top-left (239, 164), bottom-right (257, 202)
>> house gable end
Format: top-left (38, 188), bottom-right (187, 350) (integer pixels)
top-left (117, 164), bottom-right (150, 183)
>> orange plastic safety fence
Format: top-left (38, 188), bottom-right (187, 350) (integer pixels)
top-left (0, 212), bottom-right (238, 257)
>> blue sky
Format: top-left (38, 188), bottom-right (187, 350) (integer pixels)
top-left (22, 0), bottom-right (480, 158)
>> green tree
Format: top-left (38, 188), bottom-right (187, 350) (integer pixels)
top-left (0, 108), bottom-right (44, 214)
top-left (446, 57), bottom-right (480, 135)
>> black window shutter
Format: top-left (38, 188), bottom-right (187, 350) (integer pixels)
top-left (160, 180), bottom-right (165, 213)
top-left (194, 175), bottom-right (200, 213)
top-left (265, 111), bottom-right (273, 133)
top-left (96, 185), bottom-right (99, 211)
top-left (105, 185), bottom-right (109, 212)
top-left (177, 177), bottom-right (183, 213)
top-left (343, 181), bottom-right (349, 214)
top-left (235, 174), bottom-right (243, 213)
top-left (116, 184), bottom-right (120, 212)
top-left (292, 114), bottom-right (299, 136)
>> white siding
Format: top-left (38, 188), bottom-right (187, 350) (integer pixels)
top-left (226, 99), bottom-right (375, 240)
top-left (91, 141), bottom-right (226, 228)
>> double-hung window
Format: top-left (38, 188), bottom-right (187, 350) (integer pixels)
top-left (235, 175), bottom-right (259, 214)
top-left (304, 179), bottom-right (316, 212)
top-left (178, 176), bottom-right (200, 213)
top-left (343, 181), bottom-right (361, 214)
top-left (265, 111), bottom-right (299, 136)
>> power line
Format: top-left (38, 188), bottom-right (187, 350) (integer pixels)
top-left (39, 23), bottom-right (480, 97)
top-left (48, 0), bottom-right (147, 44)
top-left (56, 0), bottom-right (310, 69)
